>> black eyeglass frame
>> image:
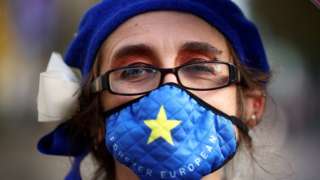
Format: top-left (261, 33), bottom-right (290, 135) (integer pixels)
top-left (91, 60), bottom-right (240, 96)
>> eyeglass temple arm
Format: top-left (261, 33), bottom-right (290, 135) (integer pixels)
top-left (230, 65), bottom-right (241, 84)
top-left (91, 77), bottom-right (103, 93)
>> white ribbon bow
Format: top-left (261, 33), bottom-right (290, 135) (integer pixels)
top-left (37, 52), bottom-right (81, 122)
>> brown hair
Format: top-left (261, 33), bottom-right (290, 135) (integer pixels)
top-left (67, 47), bottom-right (271, 180)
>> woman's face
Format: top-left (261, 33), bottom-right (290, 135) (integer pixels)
top-left (98, 11), bottom-right (238, 116)
top-left (96, 11), bottom-right (238, 179)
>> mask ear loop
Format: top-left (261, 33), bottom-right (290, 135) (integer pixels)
top-left (228, 116), bottom-right (249, 136)
top-left (173, 82), bottom-right (250, 137)
top-left (184, 82), bottom-right (251, 147)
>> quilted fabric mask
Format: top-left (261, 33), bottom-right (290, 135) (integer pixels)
top-left (105, 83), bottom-right (248, 179)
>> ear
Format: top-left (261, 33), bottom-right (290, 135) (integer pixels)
top-left (243, 89), bottom-right (266, 128)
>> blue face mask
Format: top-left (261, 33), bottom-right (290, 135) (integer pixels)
top-left (104, 83), bottom-right (248, 179)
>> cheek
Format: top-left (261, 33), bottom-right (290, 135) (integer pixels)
top-left (101, 86), bottom-right (238, 120)
top-left (191, 86), bottom-right (238, 116)
top-left (101, 92), bottom-right (140, 111)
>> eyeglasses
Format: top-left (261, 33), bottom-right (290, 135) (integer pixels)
top-left (91, 60), bottom-right (240, 95)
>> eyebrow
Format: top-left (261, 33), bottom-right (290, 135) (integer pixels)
top-left (179, 41), bottom-right (222, 58)
top-left (112, 44), bottom-right (157, 63)
top-left (111, 41), bottom-right (222, 66)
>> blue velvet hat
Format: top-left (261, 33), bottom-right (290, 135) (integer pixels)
top-left (64, 0), bottom-right (270, 77)
top-left (38, 0), bottom-right (270, 179)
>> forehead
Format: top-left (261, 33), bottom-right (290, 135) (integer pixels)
top-left (98, 11), bottom-right (232, 68)
top-left (104, 11), bottom-right (228, 47)
top-left (114, 11), bottom-right (216, 32)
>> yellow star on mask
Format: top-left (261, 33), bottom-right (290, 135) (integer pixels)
top-left (144, 106), bottom-right (181, 145)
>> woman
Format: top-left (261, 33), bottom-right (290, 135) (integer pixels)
top-left (37, 0), bottom-right (270, 180)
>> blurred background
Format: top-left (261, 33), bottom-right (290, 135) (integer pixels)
top-left (0, 0), bottom-right (319, 179)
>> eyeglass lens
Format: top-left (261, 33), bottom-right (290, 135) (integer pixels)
top-left (108, 62), bottom-right (230, 94)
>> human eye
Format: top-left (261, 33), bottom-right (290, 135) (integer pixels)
top-left (117, 66), bottom-right (157, 82)
top-left (179, 61), bottom-right (229, 83)
top-left (183, 63), bottom-right (215, 75)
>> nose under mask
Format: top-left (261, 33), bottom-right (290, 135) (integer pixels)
top-left (104, 83), bottom-right (248, 179)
